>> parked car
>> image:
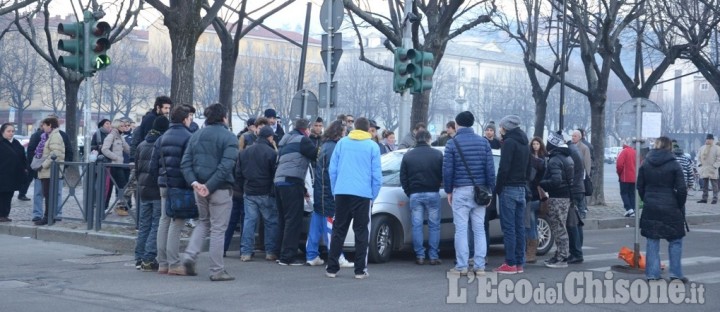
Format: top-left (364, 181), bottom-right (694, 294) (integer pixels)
top-left (604, 147), bottom-right (621, 163)
top-left (338, 147), bottom-right (554, 263)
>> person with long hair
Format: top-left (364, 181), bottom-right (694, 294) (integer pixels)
top-left (637, 136), bottom-right (688, 282)
top-left (0, 123), bottom-right (27, 222)
top-left (381, 130), bottom-right (396, 153)
top-left (34, 117), bottom-right (65, 225)
top-left (525, 137), bottom-right (546, 263)
top-left (102, 119), bottom-right (131, 216)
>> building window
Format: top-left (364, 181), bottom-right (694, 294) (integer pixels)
top-left (460, 67), bottom-right (466, 78)
top-left (701, 83), bottom-right (709, 91)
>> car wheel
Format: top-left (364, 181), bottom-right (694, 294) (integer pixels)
top-left (369, 215), bottom-right (394, 263)
top-left (536, 216), bottom-right (553, 256)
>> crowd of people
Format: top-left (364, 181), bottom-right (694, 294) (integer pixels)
top-left (0, 95), bottom-right (695, 283)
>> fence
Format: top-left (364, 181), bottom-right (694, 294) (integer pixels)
top-left (46, 155), bottom-right (139, 231)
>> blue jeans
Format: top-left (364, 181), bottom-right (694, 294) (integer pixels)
top-left (525, 200), bottom-right (539, 239)
top-left (306, 212), bottom-right (333, 260)
top-left (619, 182), bottom-right (636, 212)
top-left (410, 192), bottom-right (441, 260)
top-left (569, 194), bottom-right (585, 258)
top-left (646, 238), bottom-right (683, 279)
top-left (499, 186), bottom-right (526, 266)
top-left (224, 196), bottom-right (245, 253)
top-left (134, 199), bottom-right (161, 261)
top-left (452, 186), bottom-right (486, 270)
top-left (33, 178), bottom-right (62, 219)
top-left (241, 195), bottom-right (279, 256)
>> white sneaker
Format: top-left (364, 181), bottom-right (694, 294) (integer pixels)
top-left (306, 256), bottom-right (325, 266)
top-left (339, 256), bottom-right (354, 268)
top-left (623, 209), bottom-right (635, 217)
top-left (185, 219), bottom-right (196, 228)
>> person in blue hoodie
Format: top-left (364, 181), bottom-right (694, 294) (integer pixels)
top-left (325, 117), bottom-right (382, 279)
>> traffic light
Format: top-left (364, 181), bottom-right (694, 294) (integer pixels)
top-left (57, 22), bottom-right (84, 72)
top-left (407, 49), bottom-right (434, 94)
top-left (393, 47), bottom-right (412, 93)
top-left (86, 19), bottom-right (111, 73)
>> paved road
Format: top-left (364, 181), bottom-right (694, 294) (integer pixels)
top-left (2, 223), bottom-right (719, 311)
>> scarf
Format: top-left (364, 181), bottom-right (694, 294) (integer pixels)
top-left (35, 132), bottom-right (49, 158)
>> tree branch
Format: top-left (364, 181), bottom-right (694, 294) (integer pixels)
top-left (348, 9), bottom-right (392, 72)
top-left (145, 0), bottom-right (170, 16)
top-left (343, 0), bottom-right (401, 47)
top-left (529, 59), bottom-right (589, 96)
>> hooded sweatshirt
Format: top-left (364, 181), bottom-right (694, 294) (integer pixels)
top-left (329, 129), bottom-right (382, 200)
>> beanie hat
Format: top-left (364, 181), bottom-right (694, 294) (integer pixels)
top-left (259, 126), bottom-right (275, 138)
top-left (264, 108), bottom-right (277, 118)
top-left (499, 115), bottom-right (521, 131)
top-left (246, 117), bottom-right (256, 127)
top-left (707, 133), bottom-right (714, 140)
top-left (152, 116), bottom-right (170, 133)
top-left (455, 111), bottom-right (475, 127)
top-left (97, 119), bottom-right (110, 129)
top-left (547, 131), bottom-right (567, 149)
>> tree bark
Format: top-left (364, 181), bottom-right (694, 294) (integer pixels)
top-left (219, 44), bottom-right (238, 128)
top-left (168, 29), bottom-right (199, 107)
top-left (410, 91), bottom-right (430, 128)
top-left (589, 97), bottom-right (606, 205)
top-left (64, 79), bottom-right (81, 162)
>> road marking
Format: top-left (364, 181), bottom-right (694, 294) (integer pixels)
top-left (685, 271), bottom-right (720, 284)
top-left (692, 229), bottom-right (720, 234)
top-left (581, 246), bottom-right (598, 250)
top-left (582, 253), bottom-right (618, 262)
top-left (589, 256), bottom-right (720, 272)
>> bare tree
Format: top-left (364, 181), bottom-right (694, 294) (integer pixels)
top-left (343, 0), bottom-right (497, 131)
top-left (0, 31), bottom-right (44, 134)
top-left (0, 0), bottom-right (36, 18)
top-left (210, 0), bottom-right (295, 129)
top-left (145, 0), bottom-right (226, 106)
top-left (11, 0), bottom-right (142, 158)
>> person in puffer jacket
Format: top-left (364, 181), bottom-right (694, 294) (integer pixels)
top-left (134, 116), bottom-right (169, 271)
top-left (102, 119), bottom-right (131, 216)
top-left (539, 131), bottom-right (574, 268)
top-left (637, 136), bottom-right (688, 283)
top-left (306, 120), bottom-right (353, 268)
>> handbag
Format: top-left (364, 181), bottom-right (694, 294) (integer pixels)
top-left (584, 175), bottom-right (593, 196)
top-left (537, 186), bottom-right (550, 216)
top-left (30, 156), bottom-right (46, 170)
top-left (451, 138), bottom-right (492, 206)
top-left (160, 148), bottom-right (198, 219)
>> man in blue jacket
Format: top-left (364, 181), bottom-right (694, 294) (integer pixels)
top-left (326, 117), bottom-right (382, 279)
top-left (180, 103), bottom-right (239, 281)
top-left (443, 111), bottom-right (495, 276)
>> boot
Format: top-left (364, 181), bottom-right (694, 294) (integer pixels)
top-left (526, 239), bottom-right (538, 264)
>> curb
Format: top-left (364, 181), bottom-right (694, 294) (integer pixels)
top-left (2, 214), bottom-right (719, 253)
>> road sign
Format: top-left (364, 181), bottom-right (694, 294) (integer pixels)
top-left (320, 0), bottom-right (344, 32)
top-left (614, 98), bottom-right (662, 139)
top-left (321, 33), bottom-right (343, 80)
top-left (319, 81), bottom-right (338, 108)
top-left (290, 89), bottom-right (319, 121)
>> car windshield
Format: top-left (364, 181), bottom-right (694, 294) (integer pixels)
top-left (381, 148), bottom-right (501, 187)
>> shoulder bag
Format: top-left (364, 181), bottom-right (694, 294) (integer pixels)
top-left (451, 138), bottom-right (492, 206)
top-left (160, 148), bottom-right (198, 219)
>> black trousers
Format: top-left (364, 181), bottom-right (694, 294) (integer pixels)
top-left (18, 172), bottom-right (31, 196)
top-left (276, 183), bottom-right (305, 262)
top-left (327, 194), bottom-right (371, 275)
top-left (224, 196), bottom-right (245, 253)
top-left (0, 191), bottom-right (13, 218)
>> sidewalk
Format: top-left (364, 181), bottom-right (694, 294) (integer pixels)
top-left (2, 183), bottom-right (719, 253)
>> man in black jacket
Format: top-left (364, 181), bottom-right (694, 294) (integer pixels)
top-left (131, 96), bottom-right (172, 156)
top-left (494, 115), bottom-right (530, 274)
top-left (400, 130), bottom-right (443, 265)
top-left (238, 126), bottom-right (279, 262)
top-left (540, 131), bottom-right (574, 268)
top-left (134, 116), bottom-right (169, 271)
top-left (566, 142), bottom-right (586, 264)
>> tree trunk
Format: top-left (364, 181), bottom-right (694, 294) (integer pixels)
top-left (168, 29), bottom-right (199, 107)
top-left (219, 47), bottom-right (238, 130)
top-left (410, 92), bottom-right (430, 128)
top-left (589, 97), bottom-right (606, 206)
top-left (64, 79), bottom-right (81, 162)
top-left (16, 108), bottom-right (25, 135)
top-left (533, 100), bottom-right (547, 138)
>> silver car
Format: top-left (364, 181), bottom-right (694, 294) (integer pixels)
top-left (342, 147), bottom-right (553, 263)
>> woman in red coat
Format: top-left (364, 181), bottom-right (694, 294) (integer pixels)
top-left (0, 123), bottom-right (28, 222)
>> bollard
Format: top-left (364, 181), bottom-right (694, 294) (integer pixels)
top-left (84, 161), bottom-right (95, 230)
top-left (48, 154), bottom-right (58, 226)
top-left (95, 160), bottom-right (105, 231)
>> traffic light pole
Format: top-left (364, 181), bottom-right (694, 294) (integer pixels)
top-left (83, 11), bottom-right (92, 161)
top-left (324, 1), bottom-right (334, 122)
top-left (398, 0), bottom-right (413, 140)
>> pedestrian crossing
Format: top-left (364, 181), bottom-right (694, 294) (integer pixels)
top-left (563, 249), bottom-right (720, 284)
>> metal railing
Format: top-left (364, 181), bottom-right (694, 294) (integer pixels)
top-left (46, 155), bottom-right (139, 231)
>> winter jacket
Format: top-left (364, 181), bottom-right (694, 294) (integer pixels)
top-left (38, 129), bottom-right (65, 179)
top-left (135, 131), bottom-right (162, 200)
top-left (496, 128), bottom-right (529, 193)
top-left (697, 143), bottom-right (720, 179)
top-left (487, 137), bottom-right (502, 150)
top-left (271, 123), bottom-right (285, 143)
top-left (239, 131), bottom-right (257, 151)
top-left (616, 144), bottom-right (637, 183)
top-left (150, 123), bottom-right (192, 189)
top-left (329, 130), bottom-right (382, 200)
top-left (574, 141), bottom-right (592, 176)
top-left (274, 129), bottom-right (317, 184)
top-left (674, 150), bottom-right (694, 188)
top-left (132, 109), bottom-right (161, 156)
top-left (27, 128), bottom-right (71, 179)
top-left (91, 128), bottom-right (109, 153)
top-left (637, 149), bottom-right (687, 240)
top-left (309, 134), bottom-right (322, 149)
top-left (567, 143), bottom-right (586, 195)
top-left (181, 123), bottom-right (238, 194)
top-left (0, 138), bottom-right (27, 192)
top-left (101, 129), bottom-right (130, 164)
top-left (239, 137), bottom-right (277, 196)
top-left (528, 153), bottom-right (546, 201)
top-left (442, 127), bottom-right (495, 194)
top-left (313, 139), bottom-right (338, 217)
top-left (539, 147), bottom-right (573, 198)
top-left (397, 132), bottom-right (416, 149)
top-left (431, 135), bottom-right (450, 147)
top-left (400, 142), bottom-right (443, 196)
